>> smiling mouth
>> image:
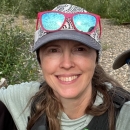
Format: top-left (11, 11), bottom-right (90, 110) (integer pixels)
top-left (57, 75), bottom-right (79, 82)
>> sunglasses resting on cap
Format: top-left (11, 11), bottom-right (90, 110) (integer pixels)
top-left (33, 4), bottom-right (102, 53)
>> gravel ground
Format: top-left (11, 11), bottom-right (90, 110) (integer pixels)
top-left (99, 19), bottom-right (130, 91)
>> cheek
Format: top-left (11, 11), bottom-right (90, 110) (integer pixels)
top-left (40, 57), bottom-right (59, 75)
top-left (75, 53), bottom-right (97, 70)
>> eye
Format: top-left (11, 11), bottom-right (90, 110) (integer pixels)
top-left (76, 47), bottom-right (86, 51)
top-left (72, 45), bottom-right (90, 56)
top-left (49, 48), bottom-right (59, 52)
top-left (47, 47), bottom-right (62, 54)
top-left (73, 46), bottom-right (87, 52)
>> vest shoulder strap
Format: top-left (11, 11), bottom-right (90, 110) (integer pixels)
top-left (0, 101), bottom-right (17, 130)
top-left (83, 88), bottom-right (130, 130)
top-left (31, 114), bottom-right (49, 130)
top-left (84, 110), bottom-right (109, 130)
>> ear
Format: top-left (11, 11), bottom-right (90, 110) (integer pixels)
top-left (94, 62), bottom-right (97, 70)
top-left (36, 49), bottom-right (41, 64)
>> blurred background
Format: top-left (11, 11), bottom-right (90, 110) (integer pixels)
top-left (0, 0), bottom-right (130, 87)
top-left (0, 0), bottom-right (130, 23)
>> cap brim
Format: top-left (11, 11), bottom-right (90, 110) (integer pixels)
top-left (33, 30), bottom-right (101, 52)
top-left (113, 49), bottom-right (130, 69)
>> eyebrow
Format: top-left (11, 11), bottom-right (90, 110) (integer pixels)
top-left (74, 43), bottom-right (86, 46)
top-left (42, 44), bottom-right (60, 49)
top-left (74, 43), bottom-right (90, 48)
top-left (42, 42), bottom-right (90, 49)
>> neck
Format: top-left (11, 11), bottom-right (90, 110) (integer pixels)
top-left (60, 87), bottom-right (92, 119)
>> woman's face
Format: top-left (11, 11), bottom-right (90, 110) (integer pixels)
top-left (39, 40), bottom-right (97, 99)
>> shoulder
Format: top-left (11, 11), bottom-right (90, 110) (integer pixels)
top-left (0, 81), bottom-right (41, 130)
top-left (0, 81), bottom-right (40, 105)
top-left (119, 101), bottom-right (130, 115)
top-left (120, 101), bottom-right (130, 114)
top-left (1, 81), bottom-right (40, 91)
top-left (116, 101), bottom-right (130, 130)
top-left (0, 81), bottom-right (40, 94)
top-left (122, 100), bottom-right (130, 106)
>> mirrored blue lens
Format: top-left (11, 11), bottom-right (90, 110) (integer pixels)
top-left (41, 12), bottom-right (65, 31)
top-left (73, 14), bottom-right (96, 33)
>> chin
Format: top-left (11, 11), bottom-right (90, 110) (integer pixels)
top-left (58, 91), bottom-right (80, 99)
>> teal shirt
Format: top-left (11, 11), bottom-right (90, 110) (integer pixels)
top-left (116, 101), bottom-right (130, 129)
top-left (0, 82), bottom-right (130, 130)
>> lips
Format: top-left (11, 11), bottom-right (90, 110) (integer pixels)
top-left (57, 75), bottom-right (79, 82)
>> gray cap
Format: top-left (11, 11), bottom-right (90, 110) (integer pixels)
top-left (33, 4), bottom-right (101, 52)
top-left (113, 49), bottom-right (130, 69)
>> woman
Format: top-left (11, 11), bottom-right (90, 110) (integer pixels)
top-left (0, 4), bottom-right (130, 130)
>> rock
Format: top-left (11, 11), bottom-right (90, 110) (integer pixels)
top-left (0, 78), bottom-right (7, 88)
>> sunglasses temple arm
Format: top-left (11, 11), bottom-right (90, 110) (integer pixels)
top-left (99, 20), bottom-right (102, 38)
top-left (36, 16), bottom-right (39, 30)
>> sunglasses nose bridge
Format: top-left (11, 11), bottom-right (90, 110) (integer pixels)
top-left (64, 13), bottom-right (74, 20)
top-left (63, 15), bottom-right (73, 25)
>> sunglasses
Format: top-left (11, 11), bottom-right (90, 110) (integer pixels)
top-left (36, 11), bottom-right (102, 37)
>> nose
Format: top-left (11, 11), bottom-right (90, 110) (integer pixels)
top-left (59, 51), bottom-right (75, 69)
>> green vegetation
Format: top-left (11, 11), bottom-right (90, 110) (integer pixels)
top-left (0, 0), bottom-right (130, 24)
top-left (0, 0), bottom-right (130, 84)
top-left (0, 15), bottom-right (38, 85)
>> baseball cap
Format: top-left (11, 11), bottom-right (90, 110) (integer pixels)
top-left (113, 49), bottom-right (130, 69)
top-left (33, 4), bottom-right (101, 52)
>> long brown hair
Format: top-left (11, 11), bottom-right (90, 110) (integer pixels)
top-left (27, 62), bottom-right (124, 130)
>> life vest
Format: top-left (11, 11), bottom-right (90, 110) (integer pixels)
top-left (0, 101), bottom-right (17, 130)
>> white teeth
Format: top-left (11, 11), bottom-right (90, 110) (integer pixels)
top-left (59, 76), bottom-right (78, 82)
